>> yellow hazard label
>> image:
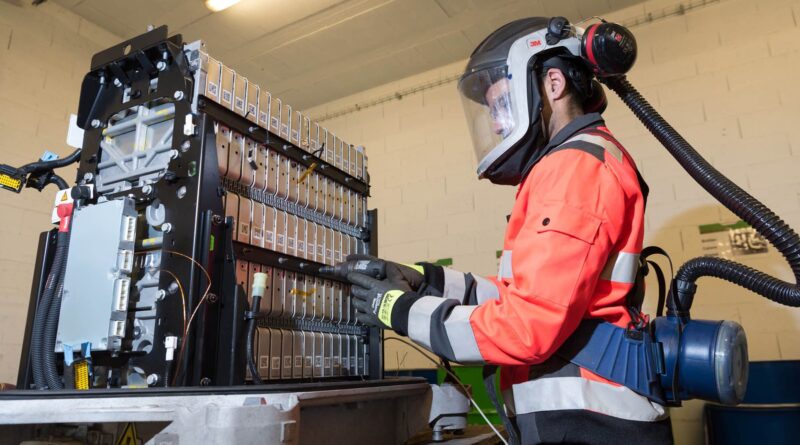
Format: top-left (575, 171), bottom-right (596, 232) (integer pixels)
top-left (59, 192), bottom-right (69, 202)
top-left (116, 422), bottom-right (139, 445)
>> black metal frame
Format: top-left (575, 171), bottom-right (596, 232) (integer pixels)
top-left (16, 25), bottom-right (382, 389)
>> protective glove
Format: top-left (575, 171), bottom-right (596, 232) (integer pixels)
top-left (322, 254), bottom-right (426, 292)
top-left (348, 272), bottom-right (420, 331)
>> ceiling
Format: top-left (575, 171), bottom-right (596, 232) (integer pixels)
top-left (51, 0), bottom-right (647, 110)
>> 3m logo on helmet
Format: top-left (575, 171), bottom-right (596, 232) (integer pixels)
top-left (528, 39), bottom-right (542, 47)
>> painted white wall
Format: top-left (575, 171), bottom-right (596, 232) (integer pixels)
top-left (0, 2), bottom-right (119, 383)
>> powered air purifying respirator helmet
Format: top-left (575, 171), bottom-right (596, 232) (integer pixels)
top-left (461, 17), bottom-right (754, 407)
top-left (458, 17), bottom-right (632, 185)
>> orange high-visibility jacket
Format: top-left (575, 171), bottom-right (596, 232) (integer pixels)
top-left (395, 113), bottom-right (667, 425)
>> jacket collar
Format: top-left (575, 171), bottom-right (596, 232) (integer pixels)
top-left (544, 112), bottom-right (605, 150)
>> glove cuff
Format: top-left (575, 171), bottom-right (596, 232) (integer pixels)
top-left (417, 262), bottom-right (445, 295)
top-left (390, 291), bottom-right (423, 336)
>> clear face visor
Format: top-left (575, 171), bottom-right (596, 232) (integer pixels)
top-left (458, 65), bottom-right (520, 169)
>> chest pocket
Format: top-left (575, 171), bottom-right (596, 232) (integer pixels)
top-left (534, 201), bottom-right (602, 245)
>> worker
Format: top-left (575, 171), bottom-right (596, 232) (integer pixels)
top-left (332, 17), bottom-right (672, 444)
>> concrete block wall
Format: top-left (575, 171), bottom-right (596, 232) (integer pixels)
top-left (308, 0), bottom-right (800, 442)
top-left (0, 2), bottom-right (119, 383)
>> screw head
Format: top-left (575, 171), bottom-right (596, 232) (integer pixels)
top-left (113, 78), bottom-right (122, 87)
top-left (200, 377), bottom-right (211, 386)
top-left (142, 184), bottom-right (153, 195)
top-left (156, 289), bottom-right (167, 300)
top-left (173, 90), bottom-right (184, 101)
top-left (146, 373), bottom-right (159, 386)
top-left (207, 293), bottom-right (218, 303)
top-left (90, 119), bottom-right (102, 128)
top-left (83, 172), bottom-right (94, 182)
top-left (156, 60), bottom-right (167, 71)
top-left (161, 222), bottom-right (173, 233)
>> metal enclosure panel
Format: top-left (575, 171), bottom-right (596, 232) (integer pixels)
top-left (303, 331), bottom-right (313, 378)
top-left (215, 125), bottom-right (230, 177)
top-left (286, 214), bottom-right (297, 258)
top-left (265, 150), bottom-right (278, 196)
top-left (280, 329), bottom-right (292, 379)
top-left (334, 230), bottom-right (343, 265)
top-left (301, 116), bottom-right (311, 151)
top-left (204, 54), bottom-right (222, 103)
top-left (304, 275), bottom-right (315, 321)
top-left (309, 172), bottom-right (319, 212)
top-left (354, 193), bottom-right (361, 227)
top-left (287, 159), bottom-right (299, 203)
top-left (291, 110), bottom-right (302, 147)
top-left (220, 65), bottom-right (235, 109)
top-left (235, 260), bottom-right (249, 296)
top-left (332, 333), bottom-right (341, 377)
top-left (251, 201), bottom-right (264, 248)
top-left (263, 206), bottom-right (275, 251)
top-left (225, 193), bottom-right (239, 241)
top-left (258, 89), bottom-right (271, 129)
top-left (246, 82), bottom-right (259, 124)
top-left (253, 143), bottom-right (267, 190)
top-left (269, 97), bottom-right (282, 135)
top-left (324, 332), bottom-right (333, 377)
top-left (56, 198), bottom-right (137, 352)
top-left (358, 336), bottom-right (366, 376)
top-left (332, 281), bottom-right (343, 323)
top-left (356, 147), bottom-right (365, 180)
top-left (350, 335), bottom-right (358, 376)
top-left (260, 266), bottom-right (274, 316)
top-left (241, 137), bottom-right (257, 187)
top-left (280, 104), bottom-right (292, 140)
top-left (256, 327), bottom-right (270, 380)
top-left (283, 271), bottom-right (296, 318)
top-left (296, 218), bottom-right (307, 260)
top-left (313, 332), bottom-right (323, 377)
top-left (325, 133), bottom-right (336, 165)
top-left (237, 197), bottom-right (251, 243)
top-left (270, 268), bottom-right (284, 318)
top-left (307, 222), bottom-right (317, 263)
top-left (333, 183), bottom-right (342, 221)
top-left (292, 330), bottom-right (303, 379)
top-left (297, 164), bottom-right (308, 207)
top-left (276, 154), bottom-right (288, 199)
top-left (349, 144), bottom-right (358, 178)
top-left (225, 131), bottom-right (242, 181)
top-left (269, 328), bottom-right (281, 380)
top-left (325, 227), bottom-right (335, 266)
top-left (341, 281), bottom-right (350, 325)
top-left (341, 334), bottom-right (350, 376)
top-left (234, 75), bottom-right (247, 116)
top-left (291, 272), bottom-right (304, 319)
top-left (274, 210), bottom-right (286, 254)
top-left (316, 224), bottom-right (325, 264)
top-left (326, 178), bottom-right (335, 219)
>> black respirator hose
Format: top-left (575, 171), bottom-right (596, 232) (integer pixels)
top-left (603, 75), bottom-right (800, 310)
top-left (30, 230), bottom-right (69, 389)
top-left (246, 295), bottom-right (263, 384)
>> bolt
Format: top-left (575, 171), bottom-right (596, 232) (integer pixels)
top-left (161, 222), bottom-right (173, 233)
top-left (156, 60), bottom-right (167, 71)
top-left (207, 293), bottom-right (218, 303)
top-left (173, 91), bottom-right (184, 101)
top-left (133, 326), bottom-right (142, 339)
top-left (282, 144), bottom-right (290, 151)
top-left (83, 172), bottom-right (94, 182)
top-left (156, 289), bottom-right (167, 300)
top-left (142, 184), bottom-right (153, 195)
top-left (168, 281), bottom-right (179, 295)
top-left (113, 78), bottom-right (122, 87)
top-left (211, 214), bottom-right (223, 225)
top-left (90, 119), bottom-right (102, 128)
top-left (200, 377), bottom-right (211, 386)
top-left (170, 149), bottom-right (179, 159)
top-left (146, 373), bottom-right (159, 386)
top-left (181, 140), bottom-right (191, 152)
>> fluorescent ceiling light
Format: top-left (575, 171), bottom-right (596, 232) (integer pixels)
top-left (205, 0), bottom-right (240, 12)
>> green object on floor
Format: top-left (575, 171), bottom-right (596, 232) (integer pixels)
top-left (438, 365), bottom-right (503, 425)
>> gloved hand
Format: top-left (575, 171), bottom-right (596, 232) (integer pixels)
top-left (348, 272), bottom-right (414, 330)
top-left (321, 254), bottom-right (426, 292)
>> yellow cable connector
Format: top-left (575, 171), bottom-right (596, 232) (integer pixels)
top-left (298, 162), bottom-right (318, 184)
top-left (74, 360), bottom-right (90, 390)
top-left (0, 173), bottom-right (22, 192)
top-left (290, 287), bottom-right (316, 299)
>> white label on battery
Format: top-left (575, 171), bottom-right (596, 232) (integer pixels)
top-left (253, 228), bottom-right (263, 240)
top-left (260, 111), bottom-right (268, 124)
top-left (326, 248), bottom-right (332, 259)
top-left (305, 357), bottom-right (312, 367)
top-left (318, 245), bottom-right (324, 257)
top-left (271, 357), bottom-right (281, 370)
top-left (208, 82), bottom-right (219, 96)
top-left (315, 357), bottom-right (323, 368)
top-left (259, 357), bottom-right (269, 368)
top-left (342, 357), bottom-right (349, 369)
top-left (298, 241), bottom-right (305, 253)
top-left (240, 223), bottom-right (249, 236)
top-left (248, 104), bottom-right (256, 116)
top-left (222, 90), bottom-right (232, 103)
top-left (308, 243), bottom-right (315, 256)
top-left (294, 357), bottom-right (302, 367)
top-left (324, 358), bottom-right (331, 369)
top-left (281, 124), bottom-right (288, 135)
top-left (271, 117), bottom-right (279, 127)
top-left (284, 356), bottom-right (292, 368)
top-left (266, 232), bottom-right (274, 242)
top-left (277, 234), bottom-right (285, 246)
top-left (236, 98), bottom-right (245, 111)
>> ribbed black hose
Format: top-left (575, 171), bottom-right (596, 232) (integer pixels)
top-left (20, 149), bottom-right (81, 174)
top-left (43, 277), bottom-right (66, 389)
top-left (604, 76), bottom-right (800, 309)
top-left (30, 231), bottom-right (69, 389)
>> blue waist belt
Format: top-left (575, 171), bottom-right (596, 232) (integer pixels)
top-left (557, 319), bottom-right (666, 405)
